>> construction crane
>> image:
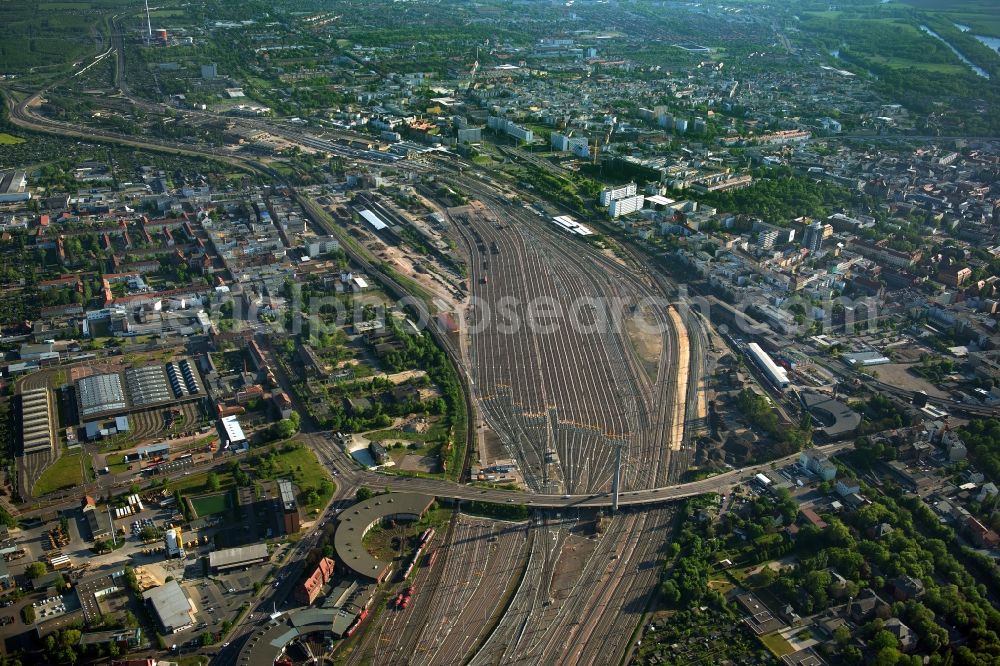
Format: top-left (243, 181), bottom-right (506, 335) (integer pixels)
top-left (592, 126), bottom-right (611, 165)
top-left (466, 46), bottom-right (480, 91)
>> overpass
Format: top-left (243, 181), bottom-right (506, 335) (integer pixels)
top-left (341, 442), bottom-right (851, 509)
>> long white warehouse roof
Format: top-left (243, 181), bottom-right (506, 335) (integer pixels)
top-left (220, 415), bottom-right (246, 444)
top-left (358, 209), bottom-right (388, 231)
top-left (747, 342), bottom-right (789, 387)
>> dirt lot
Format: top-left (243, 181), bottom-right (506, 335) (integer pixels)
top-left (624, 309), bottom-right (664, 381)
top-left (549, 533), bottom-right (598, 602)
top-left (872, 363), bottom-right (949, 398)
top-left (483, 427), bottom-right (506, 462)
top-left (398, 453), bottom-right (441, 473)
top-left (885, 343), bottom-right (929, 364)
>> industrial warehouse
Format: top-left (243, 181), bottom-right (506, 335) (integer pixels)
top-left (209, 544), bottom-right (270, 572)
top-left (143, 580), bottom-right (195, 634)
top-left (75, 356), bottom-right (204, 421)
top-left (19, 388), bottom-right (54, 455)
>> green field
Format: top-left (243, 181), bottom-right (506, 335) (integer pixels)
top-left (190, 492), bottom-right (231, 517)
top-left (366, 427), bottom-right (448, 443)
top-left (266, 445), bottom-right (335, 513)
top-left (866, 56), bottom-right (968, 74)
top-left (901, 0), bottom-right (1000, 28)
top-left (759, 632), bottom-right (794, 657)
top-left (33, 453), bottom-right (90, 496)
top-left (0, 134), bottom-right (25, 146)
top-left (168, 469), bottom-right (235, 494)
top-left (105, 453), bottom-right (131, 474)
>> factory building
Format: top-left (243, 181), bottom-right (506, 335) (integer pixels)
top-left (144, 581), bottom-right (194, 634)
top-left (77, 374), bottom-right (127, 419)
top-left (0, 171), bottom-right (30, 203)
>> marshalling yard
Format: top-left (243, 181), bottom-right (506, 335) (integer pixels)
top-left (346, 516), bottom-right (529, 665)
top-left (336, 171), bottom-right (698, 665)
top-left (449, 184), bottom-right (693, 495)
top-left (310, 170), bottom-right (699, 666)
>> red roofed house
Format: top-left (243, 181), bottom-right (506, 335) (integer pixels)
top-left (965, 516), bottom-right (1000, 548)
top-left (296, 557), bottom-right (335, 604)
top-left (38, 275), bottom-right (80, 291)
top-left (798, 507), bottom-right (828, 530)
top-left (273, 392), bottom-right (294, 419)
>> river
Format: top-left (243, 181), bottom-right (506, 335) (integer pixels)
top-left (919, 24), bottom-right (989, 79)
top-left (954, 22), bottom-right (1000, 54)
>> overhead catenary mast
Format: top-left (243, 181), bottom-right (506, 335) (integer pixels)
top-left (611, 440), bottom-right (623, 512)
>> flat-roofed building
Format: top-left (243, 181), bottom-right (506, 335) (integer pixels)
top-left (335, 493), bottom-right (434, 582)
top-left (0, 171), bottom-right (30, 203)
top-left (208, 544), bottom-right (270, 572)
top-left (143, 580), bottom-right (194, 634)
top-left (20, 388), bottom-right (54, 455)
top-left (279, 479), bottom-right (300, 535)
top-left (79, 627), bottom-right (143, 651)
top-left (219, 415), bottom-right (247, 448)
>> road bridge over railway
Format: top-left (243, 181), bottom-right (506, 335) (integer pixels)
top-left (341, 441), bottom-right (851, 509)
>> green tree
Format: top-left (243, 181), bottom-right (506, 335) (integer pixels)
top-left (25, 562), bottom-right (47, 579)
top-left (869, 629), bottom-right (898, 652)
top-left (661, 580), bottom-right (681, 605)
top-left (872, 647), bottom-right (902, 666)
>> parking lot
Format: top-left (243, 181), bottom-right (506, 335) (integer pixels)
top-left (32, 593), bottom-right (75, 623)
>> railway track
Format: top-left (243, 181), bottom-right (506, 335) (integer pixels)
top-left (441, 175), bottom-right (689, 496)
top-left (347, 516), bottom-right (528, 666)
